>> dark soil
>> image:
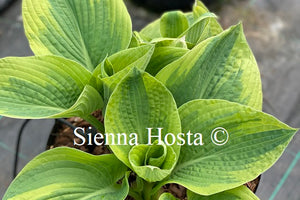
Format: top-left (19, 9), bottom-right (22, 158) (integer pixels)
top-left (47, 113), bottom-right (260, 199)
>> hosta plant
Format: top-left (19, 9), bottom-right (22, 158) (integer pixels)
top-left (1, 0), bottom-right (298, 199)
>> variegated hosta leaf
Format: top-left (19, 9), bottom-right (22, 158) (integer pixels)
top-left (140, 12), bottom-right (196, 41)
top-left (159, 193), bottom-right (179, 200)
top-left (166, 99), bottom-right (297, 195)
top-left (193, 0), bottom-right (210, 18)
top-left (105, 68), bottom-right (181, 182)
top-left (0, 56), bottom-right (103, 119)
top-left (188, 1), bottom-right (222, 45)
top-left (184, 13), bottom-right (223, 47)
top-left (101, 45), bottom-right (155, 105)
top-left (95, 44), bottom-right (155, 79)
top-left (140, 1), bottom-right (221, 44)
top-left (23, 0), bottom-right (132, 71)
top-left (129, 142), bottom-right (177, 182)
top-left (156, 24), bottom-right (262, 110)
top-left (106, 45), bottom-right (155, 74)
top-left (160, 11), bottom-right (189, 38)
top-left (150, 38), bottom-right (187, 48)
top-left (146, 46), bottom-right (188, 76)
top-left (187, 186), bottom-right (259, 200)
top-left (3, 147), bottom-right (129, 200)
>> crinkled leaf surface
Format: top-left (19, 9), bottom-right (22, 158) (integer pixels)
top-left (156, 24), bottom-right (262, 110)
top-left (160, 11), bottom-right (189, 38)
top-left (3, 147), bottom-right (129, 200)
top-left (23, 0), bottom-right (132, 71)
top-left (0, 56), bottom-right (103, 119)
top-left (159, 193), bottom-right (179, 200)
top-left (187, 186), bottom-right (259, 200)
top-left (165, 99), bottom-right (297, 195)
top-left (105, 68), bottom-right (181, 181)
top-left (146, 46), bottom-right (188, 76)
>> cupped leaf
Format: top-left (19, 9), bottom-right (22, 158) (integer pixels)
top-left (188, 1), bottom-right (222, 45)
top-left (146, 47), bottom-right (188, 76)
top-left (0, 56), bottom-right (103, 119)
top-left (166, 99), bottom-right (297, 195)
top-left (184, 13), bottom-right (223, 47)
top-left (159, 193), bottom-right (179, 200)
top-left (187, 186), bottom-right (259, 200)
top-left (105, 68), bottom-right (181, 180)
top-left (129, 142), bottom-right (177, 182)
top-left (140, 12), bottom-right (194, 40)
top-left (160, 11), bottom-right (189, 38)
top-left (129, 31), bottom-right (147, 48)
top-left (107, 45), bottom-right (155, 73)
top-left (23, 0), bottom-right (132, 71)
top-left (3, 147), bottom-right (129, 200)
top-left (93, 45), bottom-right (155, 82)
top-left (95, 44), bottom-right (155, 80)
top-left (156, 24), bottom-right (262, 110)
top-left (100, 45), bottom-right (155, 107)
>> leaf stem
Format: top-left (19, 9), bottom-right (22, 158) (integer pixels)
top-left (128, 189), bottom-right (143, 200)
top-left (143, 181), bottom-right (154, 200)
top-left (82, 115), bottom-right (105, 133)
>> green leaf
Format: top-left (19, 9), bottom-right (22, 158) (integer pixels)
top-left (156, 24), bottom-right (262, 110)
top-left (140, 18), bottom-right (162, 40)
top-left (3, 147), bottom-right (129, 200)
top-left (167, 99), bottom-right (297, 195)
top-left (129, 142), bottom-right (177, 182)
top-left (0, 56), bottom-right (103, 119)
top-left (193, 0), bottom-right (210, 18)
top-left (184, 13), bottom-right (223, 47)
top-left (159, 193), bottom-right (179, 200)
top-left (23, 0), bottom-right (132, 71)
top-left (105, 68), bottom-right (181, 181)
top-left (101, 45), bottom-right (155, 106)
top-left (160, 11), bottom-right (189, 38)
top-left (150, 38), bottom-right (188, 48)
top-left (129, 32), bottom-right (141, 48)
top-left (146, 47), bottom-right (188, 76)
top-left (107, 45), bottom-right (155, 73)
top-left (187, 186), bottom-right (259, 200)
top-left (184, 1), bottom-right (223, 47)
top-left (140, 12), bottom-right (194, 40)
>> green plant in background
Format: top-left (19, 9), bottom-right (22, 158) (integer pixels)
top-left (0, 0), bottom-right (297, 199)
